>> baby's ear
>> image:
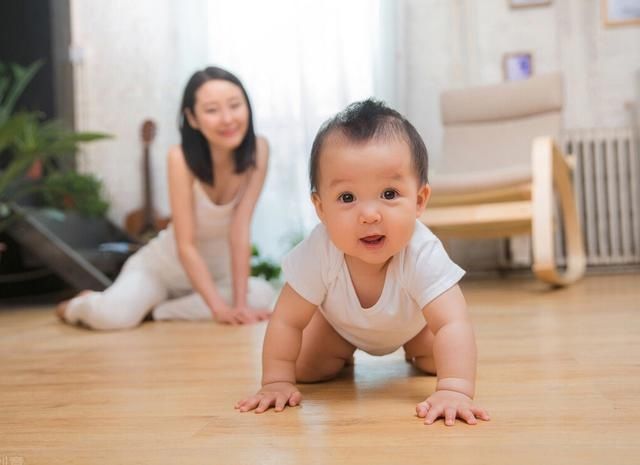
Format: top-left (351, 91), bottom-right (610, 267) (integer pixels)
top-left (416, 184), bottom-right (431, 217)
top-left (311, 192), bottom-right (325, 222)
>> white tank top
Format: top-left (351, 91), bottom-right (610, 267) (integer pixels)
top-left (141, 181), bottom-right (240, 288)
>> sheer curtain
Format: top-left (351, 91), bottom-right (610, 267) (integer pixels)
top-left (206, 0), bottom-right (397, 260)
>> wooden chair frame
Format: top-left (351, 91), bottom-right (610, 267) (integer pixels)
top-left (421, 137), bottom-right (586, 286)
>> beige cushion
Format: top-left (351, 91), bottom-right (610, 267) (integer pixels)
top-left (432, 73), bottom-right (564, 196)
top-left (439, 112), bottom-right (562, 174)
top-left (441, 73), bottom-right (563, 125)
top-left (430, 165), bottom-right (532, 195)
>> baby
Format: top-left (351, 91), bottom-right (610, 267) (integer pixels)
top-left (236, 99), bottom-right (489, 426)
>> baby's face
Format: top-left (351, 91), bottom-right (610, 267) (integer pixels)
top-left (312, 135), bottom-right (430, 268)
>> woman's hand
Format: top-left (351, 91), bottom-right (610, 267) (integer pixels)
top-left (235, 382), bottom-right (302, 413)
top-left (237, 305), bottom-right (271, 322)
top-left (416, 390), bottom-right (490, 426)
top-left (213, 306), bottom-right (271, 325)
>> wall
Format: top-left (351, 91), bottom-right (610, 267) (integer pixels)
top-left (70, 0), bottom-right (208, 226)
top-left (69, 0), bottom-right (640, 268)
top-left (404, 0), bottom-right (640, 159)
top-left (403, 0), bottom-right (640, 270)
top-left (69, 0), bottom-right (391, 260)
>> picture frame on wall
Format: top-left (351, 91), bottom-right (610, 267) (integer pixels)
top-left (503, 52), bottom-right (533, 81)
top-left (602, 0), bottom-right (640, 26)
top-left (509, 0), bottom-right (551, 8)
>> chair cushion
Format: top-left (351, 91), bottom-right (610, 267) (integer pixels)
top-left (439, 112), bottom-right (562, 172)
top-left (441, 73), bottom-right (563, 125)
top-left (429, 164), bottom-right (532, 195)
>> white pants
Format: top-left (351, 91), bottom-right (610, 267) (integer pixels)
top-left (64, 252), bottom-right (277, 331)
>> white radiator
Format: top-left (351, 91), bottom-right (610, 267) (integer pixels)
top-left (561, 128), bottom-right (640, 266)
top-left (508, 127), bottom-right (640, 268)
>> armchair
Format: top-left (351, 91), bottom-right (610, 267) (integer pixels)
top-left (421, 73), bottom-right (586, 286)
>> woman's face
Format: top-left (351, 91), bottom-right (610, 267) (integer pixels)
top-left (186, 79), bottom-right (249, 152)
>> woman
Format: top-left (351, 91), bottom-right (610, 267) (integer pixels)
top-left (56, 66), bottom-right (275, 329)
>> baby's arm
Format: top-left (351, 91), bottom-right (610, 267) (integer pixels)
top-left (417, 285), bottom-right (490, 426)
top-left (235, 284), bottom-right (316, 413)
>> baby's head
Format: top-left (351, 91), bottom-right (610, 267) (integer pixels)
top-left (309, 99), bottom-right (431, 266)
top-left (309, 99), bottom-right (428, 192)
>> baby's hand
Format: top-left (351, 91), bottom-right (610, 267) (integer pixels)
top-left (235, 382), bottom-right (302, 413)
top-left (416, 390), bottom-right (490, 426)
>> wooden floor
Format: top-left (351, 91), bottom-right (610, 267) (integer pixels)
top-left (1, 273), bottom-right (639, 465)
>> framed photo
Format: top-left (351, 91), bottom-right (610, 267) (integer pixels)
top-left (503, 52), bottom-right (533, 81)
top-left (509, 0), bottom-right (551, 8)
top-left (602, 0), bottom-right (640, 26)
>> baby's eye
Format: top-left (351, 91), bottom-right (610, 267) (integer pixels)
top-left (382, 189), bottom-right (398, 200)
top-left (338, 192), bottom-right (355, 203)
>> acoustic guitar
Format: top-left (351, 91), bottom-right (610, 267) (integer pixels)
top-left (125, 119), bottom-right (171, 242)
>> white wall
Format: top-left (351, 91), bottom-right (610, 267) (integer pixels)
top-left (404, 0), bottom-right (640, 162)
top-left (402, 0), bottom-right (640, 271)
top-left (70, 0), bottom-right (389, 260)
top-left (69, 0), bottom-right (639, 269)
top-left (70, 0), bottom-right (208, 227)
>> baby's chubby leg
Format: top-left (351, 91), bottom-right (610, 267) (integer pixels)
top-left (295, 310), bottom-right (356, 383)
top-left (403, 324), bottom-right (436, 375)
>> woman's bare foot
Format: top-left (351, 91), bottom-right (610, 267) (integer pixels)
top-left (55, 290), bottom-right (93, 322)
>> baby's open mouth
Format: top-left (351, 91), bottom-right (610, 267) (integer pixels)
top-left (360, 235), bottom-right (385, 245)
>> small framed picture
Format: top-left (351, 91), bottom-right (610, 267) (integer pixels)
top-left (602, 0), bottom-right (640, 27)
top-left (503, 52), bottom-right (533, 81)
top-left (509, 0), bottom-right (551, 8)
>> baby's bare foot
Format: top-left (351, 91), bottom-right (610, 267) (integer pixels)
top-left (55, 290), bottom-right (92, 322)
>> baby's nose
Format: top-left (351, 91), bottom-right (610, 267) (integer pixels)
top-left (359, 203), bottom-right (382, 224)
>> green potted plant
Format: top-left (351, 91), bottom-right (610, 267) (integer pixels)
top-left (250, 244), bottom-right (281, 283)
top-left (0, 60), bottom-right (110, 231)
top-left (43, 170), bottom-right (110, 217)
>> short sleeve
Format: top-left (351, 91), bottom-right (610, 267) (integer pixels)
top-left (281, 224), bottom-right (331, 306)
top-left (405, 226), bottom-right (465, 309)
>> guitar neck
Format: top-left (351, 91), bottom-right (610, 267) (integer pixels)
top-left (142, 146), bottom-right (154, 226)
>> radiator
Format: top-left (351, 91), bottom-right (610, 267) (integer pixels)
top-left (561, 127), bottom-right (640, 266)
top-left (508, 127), bottom-right (640, 268)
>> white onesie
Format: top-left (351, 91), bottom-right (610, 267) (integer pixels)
top-left (281, 221), bottom-right (464, 355)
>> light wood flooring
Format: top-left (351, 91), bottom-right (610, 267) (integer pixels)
top-left (1, 273), bottom-right (639, 465)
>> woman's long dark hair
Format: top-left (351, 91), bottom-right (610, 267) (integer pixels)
top-left (179, 66), bottom-right (256, 185)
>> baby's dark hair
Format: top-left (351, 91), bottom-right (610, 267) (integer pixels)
top-left (309, 98), bottom-right (428, 192)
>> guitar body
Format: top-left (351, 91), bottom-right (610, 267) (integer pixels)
top-left (125, 119), bottom-right (171, 242)
top-left (125, 209), bottom-right (171, 241)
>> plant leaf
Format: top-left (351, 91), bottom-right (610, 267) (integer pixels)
top-left (0, 60), bottom-right (42, 124)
